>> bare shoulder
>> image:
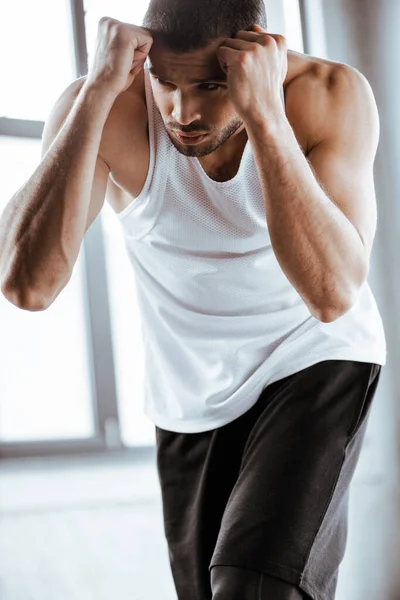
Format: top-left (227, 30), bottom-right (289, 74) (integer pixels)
top-left (285, 51), bottom-right (379, 154)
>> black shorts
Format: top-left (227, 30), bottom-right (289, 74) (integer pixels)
top-left (155, 360), bottom-right (382, 600)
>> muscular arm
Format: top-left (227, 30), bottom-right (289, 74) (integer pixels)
top-left (245, 64), bottom-right (379, 322)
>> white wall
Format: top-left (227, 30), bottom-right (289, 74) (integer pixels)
top-left (303, 1), bottom-right (400, 598)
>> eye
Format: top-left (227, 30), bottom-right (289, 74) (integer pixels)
top-left (154, 77), bottom-right (171, 86)
top-left (200, 84), bottom-right (221, 92)
top-left (154, 77), bottom-right (222, 92)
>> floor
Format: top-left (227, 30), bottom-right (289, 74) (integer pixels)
top-left (0, 450), bottom-right (177, 600)
top-left (1, 401), bottom-right (400, 600)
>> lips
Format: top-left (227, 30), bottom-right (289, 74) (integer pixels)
top-left (174, 132), bottom-right (208, 145)
top-left (175, 132), bottom-right (207, 138)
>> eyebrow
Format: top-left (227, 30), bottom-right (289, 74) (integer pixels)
top-left (149, 66), bottom-right (226, 84)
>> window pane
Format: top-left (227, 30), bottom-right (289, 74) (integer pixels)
top-left (283, 0), bottom-right (304, 52)
top-left (0, 0), bottom-right (75, 122)
top-left (0, 137), bottom-right (94, 442)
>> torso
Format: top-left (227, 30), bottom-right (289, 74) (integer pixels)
top-left (98, 50), bottom-right (342, 215)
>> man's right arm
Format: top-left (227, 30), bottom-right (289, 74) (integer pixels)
top-left (0, 17), bottom-right (153, 311)
top-left (0, 77), bottom-right (117, 311)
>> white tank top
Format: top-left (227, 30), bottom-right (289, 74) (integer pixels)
top-left (115, 67), bottom-right (387, 433)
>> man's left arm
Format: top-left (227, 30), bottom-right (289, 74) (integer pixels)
top-left (246, 65), bottom-right (380, 323)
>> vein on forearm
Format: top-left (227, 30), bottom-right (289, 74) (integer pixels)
top-left (246, 117), bottom-right (365, 314)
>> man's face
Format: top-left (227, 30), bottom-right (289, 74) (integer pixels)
top-left (147, 38), bottom-right (245, 158)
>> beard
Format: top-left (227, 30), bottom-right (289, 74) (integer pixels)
top-left (155, 103), bottom-right (244, 158)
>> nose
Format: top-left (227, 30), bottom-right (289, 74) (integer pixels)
top-left (171, 90), bottom-right (202, 127)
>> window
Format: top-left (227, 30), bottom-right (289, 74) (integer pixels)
top-left (0, 0), bottom-right (75, 122)
top-left (283, 0), bottom-right (304, 52)
top-left (0, 137), bottom-right (94, 442)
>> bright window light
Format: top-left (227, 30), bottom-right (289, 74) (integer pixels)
top-left (0, 0), bottom-right (75, 122)
top-left (0, 138), bottom-right (94, 442)
top-left (283, 0), bottom-right (305, 52)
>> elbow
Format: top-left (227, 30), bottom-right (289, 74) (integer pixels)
top-left (1, 283), bottom-right (50, 311)
top-left (316, 294), bottom-right (357, 323)
top-left (310, 272), bottom-right (363, 323)
top-left (317, 307), bottom-right (343, 323)
top-left (1, 262), bottom-right (71, 312)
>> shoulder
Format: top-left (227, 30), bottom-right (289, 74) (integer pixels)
top-left (285, 52), bottom-right (379, 154)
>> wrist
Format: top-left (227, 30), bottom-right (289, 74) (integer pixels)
top-left (245, 106), bottom-right (289, 139)
top-left (82, 77), bottom-right (120, 106)
top-left (70, 79), bottom-right (119, 132)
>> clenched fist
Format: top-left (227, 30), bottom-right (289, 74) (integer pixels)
top-left (87, 16), bottom-right (153, 96)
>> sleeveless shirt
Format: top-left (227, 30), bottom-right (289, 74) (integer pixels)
top-left (115, 67), bottom-right (387, 433)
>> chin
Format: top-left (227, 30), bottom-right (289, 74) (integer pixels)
top-left (173, 142), bottom-right (201, 157)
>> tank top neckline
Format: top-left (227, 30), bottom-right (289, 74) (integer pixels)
top-left (192, 139), bottom-right (251, 186)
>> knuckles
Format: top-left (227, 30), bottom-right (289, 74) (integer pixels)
top-left (98, 16), bottom-right (115, 29)
top-left (273, 34), bottom-right (288, 48)
top-left (260, 33), bottom-right (287, 50)
top-left (98, 16), bottom-right (123, 37)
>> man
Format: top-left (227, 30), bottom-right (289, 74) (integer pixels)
top-left (0, 0), bottom-right (386, 598)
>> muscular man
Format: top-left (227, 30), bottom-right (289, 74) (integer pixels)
top-left (0, 0), bottom-right (386, 598)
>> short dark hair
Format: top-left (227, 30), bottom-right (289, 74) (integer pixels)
top-left (142, 0), bottom-right (268, 53)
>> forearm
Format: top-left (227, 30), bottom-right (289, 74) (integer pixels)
top-left (246, 116), bottom-right (366, 320)
top-left (0, 80), bottom-right (116, 309)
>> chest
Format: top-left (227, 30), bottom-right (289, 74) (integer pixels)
top-left (198, 153), bottom-right (244, 183)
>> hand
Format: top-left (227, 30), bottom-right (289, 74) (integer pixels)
top-left (87, 16), bottom-right (154, 97)
top-left (216, 24), bottom-right (288, 124)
